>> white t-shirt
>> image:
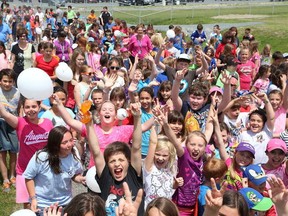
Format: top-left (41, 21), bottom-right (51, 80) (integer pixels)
top-left (239, 124), bottom-right (272, 164)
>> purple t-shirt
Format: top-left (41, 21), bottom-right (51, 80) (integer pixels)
top-left (172, 147), bottom-right (203, 208)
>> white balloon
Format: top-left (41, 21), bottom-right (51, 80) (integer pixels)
top-left (35, 27), bottom-right (42, 35)
top-left (11, 209), bottom-right (36, 216)
top-left (117, 108), bottom-right (128, 120)
top-left (114, 30), bottom-right (122, 38)
top-left (166, 29), bottom-right (176, 39)
top-left (55, 63), bottom-right (73, 82)
top-left (86, 166), bottom-right (101, 193)
top-left (17, 68), bottom-right (53, 101)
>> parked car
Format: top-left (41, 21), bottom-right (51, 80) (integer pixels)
top-left (135, 0), bottom-right (155, 5)
top-left (118, 0), bottom-right (135, 6)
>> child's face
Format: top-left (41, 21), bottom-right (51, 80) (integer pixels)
top-left (111, 97), bottom-right (125, 110)
top-left (213, 129), bottom-right (228, 146)
top-left (248, 181), bottom-right (266, 193)
top-left (176, 60), bottom-right (189, 71)
top-left (160, 89), bottom-right (171, 101)
top-left (117, 70), bottom-right (125, 78)
top-left (91, 92), bottom-right (103, 108)
top-left (139, 91), bottom-right (153, 111)
top-left (264, 68), bottom-right (271, 78)
top-left (266, 149), bottom-right (286, 169)
top-left (269, 93), bottom-right (282, 111)
top-left (186, 135), bottom-right (206, 161)
top-left (0, 75), bottom-right (14, 91)
top-left (189, 94), bottom-right (207, 111)
top-left (235, 151), bottom-right (253, 167)
top-left (241, 50), bottom-right (249, 62)
top-left (122, 51), bottom-right (129, 58)
top-left (99, 102), bottom-right (116, 125)
top-left (249, 113), bottom-right (264, 133)
top-left (169, 121), bottom-right (183, 136)
top-left (107, 152), bottom-right (129, 181)
top-left (23, 100), bottom-right (41, 120)
top-left (52, 91), bottom-right (67, 106)
top-left (226, 107), bottom-right (240, 120)
top-left (154, 147), bottom-right (170, 169)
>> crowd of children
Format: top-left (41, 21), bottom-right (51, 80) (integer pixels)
top-left (1, 1), bottom-right (288, 216)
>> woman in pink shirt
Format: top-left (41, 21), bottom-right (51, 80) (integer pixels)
top-left (0, 99), bottom-right (53, 208)
top-left (128, 24), bottom-right (152, 60)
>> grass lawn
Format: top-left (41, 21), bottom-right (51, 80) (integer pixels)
top-left (1, 2), bottom-right (288, 215)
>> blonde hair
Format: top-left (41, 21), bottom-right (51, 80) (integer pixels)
top-left (186, 131), bottom-right (207, 146)
top-left (156, 135), bottom-right (177, 175)
top-left (151, 33), bottom-right (164, 48)
top-left (162, 56), bottom-right (175, 67)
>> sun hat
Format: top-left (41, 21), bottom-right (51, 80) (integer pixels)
top-left (209, 86), bottom-right (223, 95)
top-left (239, 187), bottom-right (273, 211)
top-left (88, 37), bottom-right (95, 42)
top-left (266, 138), bottom-right (287, 153)
top-left (243, 164), bottom-right (267, 186)
top-left (235, 142), bottom-right (255, 158)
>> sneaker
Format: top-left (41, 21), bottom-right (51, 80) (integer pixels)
top-left (10, 177), bottom-right (16, 187)
top-left (2, 181), bottom-right (10, 193)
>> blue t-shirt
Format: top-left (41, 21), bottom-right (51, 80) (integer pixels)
top-left (0, 22), bottom-right (12, 43)
top-left (198, 185), bottom-right (211, 216)
top-left (141, 108), bottom-right (153, 156)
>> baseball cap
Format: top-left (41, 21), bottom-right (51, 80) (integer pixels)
top-left (239, 187), bottom-right (273, 211)
top-left (120, 47), bottom-right (128, 53)
top-left (235, 142), bottom-right (255, 158)
top-left (177, 53), bottom-right (191, 62)
top-left (244, 164), bottom-right (267, 186)
top-left (110, 50), bottom-right (118, 56)
top-left (209, 86), bottom-right (223, 95)
top-left (283, 53), bottom-right (288, 58)
top-left (88, 37), bottom-right (95, 42)
top-left (266, 138), bottom-right (287, 153)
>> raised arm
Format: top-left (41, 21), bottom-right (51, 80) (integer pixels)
top-left (52, 94), bottom-right (82, 132)
top-left (144, 126), bottom-right (157, 172)
top-left (171, 69), bottom-right (187, 111)
top-left (154, 44), bottom-right (166, 71)
top-left (153, 107), bottom-right (184, 157)
top-left (218, 70), bottom-right (231, 113)
top-left (0, 102), bottom-right (18, 129)
top-left (130, 102), bottom-right (142, 176)
top-left (196, 50), bottom-right (209, 75)
top-left (282, 75), bottom-right (288, 110)
top-left (147, 54), bottom-right (158, 81)
top-left (73, 83), bottom-right (82, 111)
top-left (85, 120), bottom-right (105, 177)
top-left (129, 54), bottom-right (139, 80)
top-left (259, 93), bottom-right (275, 131)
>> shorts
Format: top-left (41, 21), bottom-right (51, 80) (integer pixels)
top-left (0, 119), bottom-right (19, 153)
top-left (16, 174), bottom-right (29, 204)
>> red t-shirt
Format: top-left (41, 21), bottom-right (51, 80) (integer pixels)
top-left (36, 55), bottom-right (59, 77)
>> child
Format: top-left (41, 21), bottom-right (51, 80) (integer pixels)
top-left (0, 98), bottom-right (53, 208)
top-left (236, 48), bottom-right (256, 90)
top-left (190, 23), bottom-right (207, 46)
top-left (242, 28), bottom-right (255, 42)
top-left (249, 40), bottom-right (261, 73)
top-left (155, 105), bottom-right (207, 215)
top-left (157, 81), bottom-right (173, 108)
top-left (262, 138), bottom-right (288, 187)
top-left (120, 47), bottom-right (132, 72)
top-left (250, 65), bottom-right (271, 94)
top-left (143, 126), bottom-right (183, 209)
top-left (0, 69), bottom-right (20, 192)
top-left (260, 44), bottom-right (272, 66)
top-left (211, 107), bottom-right (255, 191)
top-left (198, 158), bottom-right (228, 216)
top-left (89, 88), bottom-right (104, 124)
top-left (244, 164), bottom-right (277, 215)
top-left (207, 122), bottom-right (233, 159)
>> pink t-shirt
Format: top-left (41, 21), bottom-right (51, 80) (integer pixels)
top-left (253, 78), bottom-right (269, 93)
top-left (274, 106), bottom-right (286, 135)
top-left (16, 117), bottom-right (53, 175)
top-left (237, 60), bottom-right (255, 90)
top-left (81, 124), bottom-right (134, 168)
top-left (0, 51), bottom-right (10, 71)
top-left (262, 163), bottom-right (288, 188)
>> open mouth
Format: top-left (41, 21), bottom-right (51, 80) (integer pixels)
top-left (104, 115), bottom-right (111, 119)
top-left (191, 151), bottom-right (199, 159)
top-left (114, 168), bottom-right (123, 178)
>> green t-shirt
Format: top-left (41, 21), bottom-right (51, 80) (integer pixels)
top-left (67, 10), bottom-right (76, 20)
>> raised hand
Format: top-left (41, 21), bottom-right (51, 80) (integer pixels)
top-left (95, 69), bottom-right (104, 80)
top-left (268, 177), bottom-right (288, 207)
top-left (205, 178), bottom-right (227, 212)
top-left (104, 73), bottom-right (118, 89)
top-left (130, 102), bottom-right (142, 117)
top-left (152, 106), bottom-right (168, 126)
top-left (116, 182), bottom-right (143, 216)
top-left (175, 68), bottom-right (188, 81)
top-left (43, 203), bottom-right (67, 216)
top-left (220, 70), bottom-right (232, 85)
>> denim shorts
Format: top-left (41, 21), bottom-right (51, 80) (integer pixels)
top-left (0, 119), bottom-right (19, 153)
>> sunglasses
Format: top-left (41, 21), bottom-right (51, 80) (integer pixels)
top-left (82, 72), bottom-right (95, 76)
top-left (110, 66), bottom-right (120, 71)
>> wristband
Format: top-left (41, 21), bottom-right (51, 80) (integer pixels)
top-left (29, 195), bottom-right (37, 202)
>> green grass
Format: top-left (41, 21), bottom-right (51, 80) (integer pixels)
top-left (0, 188), bottom-right (22, 216)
